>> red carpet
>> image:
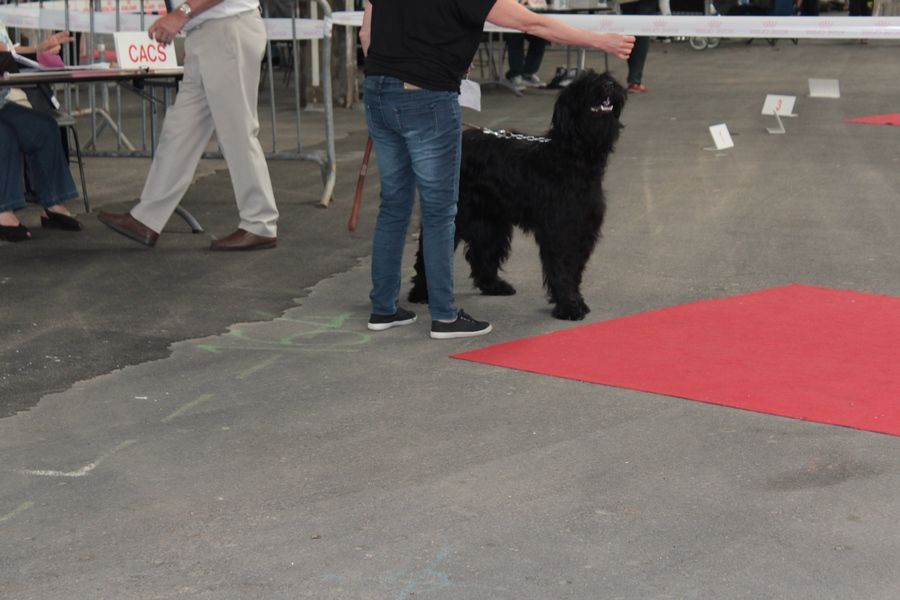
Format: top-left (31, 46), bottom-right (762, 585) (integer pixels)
top-left (454, 285), bottom-right (900, 436)
top-left (844, 113), bottom-right (900, 126)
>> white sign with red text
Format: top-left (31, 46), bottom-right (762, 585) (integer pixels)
top-left (762, 94), bottom-right (797, 117)
top-left (114, 31), bottom-right (178, 70)
top-left (762, 94), bottom-right (797, 134)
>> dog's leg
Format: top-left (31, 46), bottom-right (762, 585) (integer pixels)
top-left (407, 227), bottom-right (429, 304)
top-left (537, 230), bottom-right (594, 321)
top-left (463, 219), bottom-right (516, 296)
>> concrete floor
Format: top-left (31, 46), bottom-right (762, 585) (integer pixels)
top-left (2, 38), bottom-right (900, 599)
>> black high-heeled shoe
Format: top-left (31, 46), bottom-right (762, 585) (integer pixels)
top-left (41, 211), bottom-right (83, 231)
top-left (0, 224), bottom-right (32, 242)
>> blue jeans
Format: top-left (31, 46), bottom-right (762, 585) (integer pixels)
top-left (364, 75), bottom-right (461, 322)
top-left (0, 102), bottom-right (78, 213)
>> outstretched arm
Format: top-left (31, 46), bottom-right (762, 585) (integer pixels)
top-left (486, 0), bottom-right (635, 60)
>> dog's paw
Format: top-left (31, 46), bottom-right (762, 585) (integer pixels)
top-left (478, 279), bottom-right (517, 296)
top-left (407, 286), bottom-right (429, 304)
top-left (552, 301), bottom-right (590, 321)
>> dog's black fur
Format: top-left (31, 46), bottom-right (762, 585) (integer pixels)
top-left (408, 70), bottom-right (627, 320)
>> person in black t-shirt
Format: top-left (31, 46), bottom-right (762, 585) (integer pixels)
top-left (360, 0), bottom-right (634, 339)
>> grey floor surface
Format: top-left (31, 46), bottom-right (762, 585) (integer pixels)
top-left (3, 38), bottom-right (900, 599)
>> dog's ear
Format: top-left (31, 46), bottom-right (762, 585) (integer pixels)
top-left (550, 85), bottom-right (579, 143)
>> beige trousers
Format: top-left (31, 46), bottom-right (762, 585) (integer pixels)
top-left (132, 10), bottom-right (278, 237)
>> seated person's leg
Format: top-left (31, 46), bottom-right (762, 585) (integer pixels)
top-left (0, 112), bottom-right (29, 239)
top-left (5, 104), bottom-right (79, 214)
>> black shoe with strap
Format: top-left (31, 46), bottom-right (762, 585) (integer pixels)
top-left (0, 224), bottom-right (31, 242)
top-left (41, 211), bottom-right (83, 231)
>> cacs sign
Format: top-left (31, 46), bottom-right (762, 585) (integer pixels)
top-left (114, 31), bottom-right (179, 69)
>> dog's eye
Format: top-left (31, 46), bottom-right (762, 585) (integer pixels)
top-left (590, 98), bottom-right (615, 113)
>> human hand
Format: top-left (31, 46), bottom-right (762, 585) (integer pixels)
top-left (597, 33), bottom-right (635, 60)
top-left (38, 31), bottom-right (75, 54)
top-left (148, 12), bottom-right (189, 45)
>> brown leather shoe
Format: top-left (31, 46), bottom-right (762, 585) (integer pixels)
top-left (209, 228), bottom-right (277, 251)
top-left (97, 212), bottom-right (158, 247)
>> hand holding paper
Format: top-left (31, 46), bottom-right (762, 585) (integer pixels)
top-left (148, 10), bottom-right (189, 45)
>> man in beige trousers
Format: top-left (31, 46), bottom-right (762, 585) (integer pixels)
top-left (99, 0), bottom-right (278, 250)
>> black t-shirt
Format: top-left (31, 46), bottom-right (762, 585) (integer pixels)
top-left (364, 0), bottom-right (498, 92)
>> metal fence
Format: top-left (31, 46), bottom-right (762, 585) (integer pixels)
top-left (1, 0), bottom-right (337, 206)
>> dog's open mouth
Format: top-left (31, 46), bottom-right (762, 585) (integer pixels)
top-left (590, 98), bottom-right (615, 113)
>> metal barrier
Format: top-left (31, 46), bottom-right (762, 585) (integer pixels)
top-left (0, 0), bottom-right (337, 206)
top-left (331, 10), bottom-right (900, 39)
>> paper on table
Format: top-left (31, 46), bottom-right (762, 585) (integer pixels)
top-left (10, 47), bottom-right (111, 71)
top-left (10, 48), bottom-right (44, 70)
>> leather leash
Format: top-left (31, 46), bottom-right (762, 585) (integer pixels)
top-left (348, 136), bottom-right (373, 232)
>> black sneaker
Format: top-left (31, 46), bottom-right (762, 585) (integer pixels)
top-left (430, 309), bottom-right (492, 340)
top-left (368, 307), bottom-right (417, 331)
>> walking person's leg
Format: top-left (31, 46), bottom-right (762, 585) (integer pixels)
top-left (199, 11), bottom-right (278, 240)
top-left (505, 32), bottom-right (526, 89)
top-left (521, 35), bottom-right (547, 84)
top-left (626, 36), bottom-right (650, 91)
top-left (128, 32), bottom-right (216, 235)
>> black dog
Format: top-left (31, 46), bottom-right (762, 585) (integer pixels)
top-left (408, 70), bottom-right (627, 320)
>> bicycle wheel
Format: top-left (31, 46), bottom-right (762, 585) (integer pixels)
top-left (689, 37), bottom-right (709, 50)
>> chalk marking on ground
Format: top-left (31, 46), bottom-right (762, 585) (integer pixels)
top-left (323, 543), bottom-right (507, 595)
top-left (236, 354), bottom-right (283, 379)
top-left (161, 393), bottom-right (214, 423)
top-left (395, 545), bottom-right (452, 600)
top-left (0, 501), bottom-right (34, 524)
top-left (195, 313), bottom-right (371, 354)
top-left (21, 440), bottom-right (137, 478)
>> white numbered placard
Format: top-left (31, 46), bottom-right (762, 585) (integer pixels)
top-left (762, 94), bottom-right (797, 117)
top-left (708, 123), bottom-right (734, 150)
top-left (808, 78), bottom-right (840, 99)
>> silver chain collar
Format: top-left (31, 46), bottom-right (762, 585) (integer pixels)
top-left (477, 127), bottom-right (551, 144)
